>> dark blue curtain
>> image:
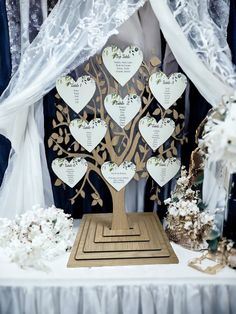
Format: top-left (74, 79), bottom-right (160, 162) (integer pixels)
top-left (0, 0), bottom-right (11, 186)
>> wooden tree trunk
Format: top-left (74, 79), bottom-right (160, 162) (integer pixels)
top-left (111, 188), bottom-right (130, 230)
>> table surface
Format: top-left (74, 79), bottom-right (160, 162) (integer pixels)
top-left (0, 222), bottom-right (235, 288)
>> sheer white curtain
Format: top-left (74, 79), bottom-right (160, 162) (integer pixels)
top-left (150, 0), bottom-right (236, 211)
top-left (0, 0), bottom-right (145, 218)
top-left (1, 0), bottom-right (235, 218)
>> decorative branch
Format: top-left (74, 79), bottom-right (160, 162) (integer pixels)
top-left (49, 53), bottom-right (186, 207)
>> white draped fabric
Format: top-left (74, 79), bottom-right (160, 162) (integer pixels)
top-left (150, 0), bottom-right (234, 106)
top-left (0, 0), bottom-right (145, 218)
top-left (1, 284), bottom-right (236, 314)
top-left (0, 239), bottom-right (236, 314)
top-left (0, 0), bottom-right (236, 217)
top-left (150, 0), bottom-right (236, 211)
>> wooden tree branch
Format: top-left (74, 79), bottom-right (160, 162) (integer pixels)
top-left (89, 58), bottom-right (118, 162)
top-left (70, 171), bottom-right (89, 203)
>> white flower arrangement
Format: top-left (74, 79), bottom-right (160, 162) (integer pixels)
top-left (0, 205), bottom-right (73, 270)
top-left (165, 167), bottom-right (215, 250)
top-left (199, 96), bottom-right (236, 170)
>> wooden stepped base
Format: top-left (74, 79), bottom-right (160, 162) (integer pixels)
top-left (67, 212), bottom-right (178, 267)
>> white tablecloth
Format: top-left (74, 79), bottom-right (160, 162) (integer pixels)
top-left (0, 224), bottom-right (236, 314)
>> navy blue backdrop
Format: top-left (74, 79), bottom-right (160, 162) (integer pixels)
top-left (0, 0), bottom-right (11, 186)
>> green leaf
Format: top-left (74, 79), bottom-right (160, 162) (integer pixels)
top-left (193, 173), bottom-right (204, 185)
top-left (198, 201), bottom-right (207, 210)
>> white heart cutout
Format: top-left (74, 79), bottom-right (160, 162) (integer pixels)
top-left (139, 117), bottom-right (175, 151)
top-left (69, 118), bottom-right (107, 152)
top-left (149, 72), bottom-right (187, 110)
top-left (102, 46), bottom-right (143, 86)
top-left (101, 161), bottom-right (136, 191)
top-left (51, 157), bottom-right (88, 188)
top-left (146, 157), bottom-right (181, 187)
top-left (56, 75), bottom-right (96, 113)
top-left (104, 94), bottom-right (141, 128)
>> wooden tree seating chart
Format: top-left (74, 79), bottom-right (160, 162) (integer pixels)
top-left (49, 45), bottom-right (187, 266)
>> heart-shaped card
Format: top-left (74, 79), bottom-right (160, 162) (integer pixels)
top-left (139, 117), bottom-right (175, 151)
top-left (149, 72), bottom-right (187, 110)
top-left (69, 118), bottom-right (107, 152)
top-left (56, 75), bottom-right (96, 113)
top-left (102, 46), bottom-right (143, 86)
top-left (51, 157), bottom-right (88, 188)
top-left (146, 157), bottom-right (180, 187)
top-left (104, 94), bottom-right (141, 128)
top-left (101, 161), bottom-right (136, 191)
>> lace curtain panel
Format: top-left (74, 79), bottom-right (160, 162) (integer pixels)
top-left (150, 0), bottom-right (236, 211)
top-left (0, 0), bottom-right (146, 218)
top-left (167, 0), bottom-right (236, 89)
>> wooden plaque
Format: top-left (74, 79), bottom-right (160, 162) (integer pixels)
top-left (68, 212), bottom-right (178, 267)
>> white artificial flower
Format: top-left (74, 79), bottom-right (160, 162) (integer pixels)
top-left (186, 188), bottom-right (194, 195)
top-left (184, 221), bottom-right (192, 230)
top-left (164, 198), bottom-right (171, 205)
top-left (168, 206), bottom-right (178, 217)
top-left (0, 205), bottom-right (73, 270)
top-left (177, 176), bottom-right (189, 186)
